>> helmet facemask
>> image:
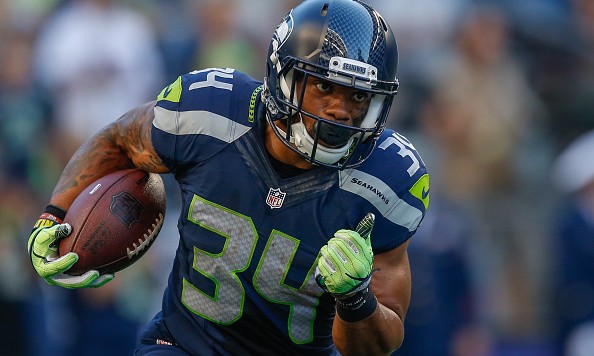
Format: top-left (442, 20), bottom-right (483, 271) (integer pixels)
top-left (265, 56), bottom-right (396, 169)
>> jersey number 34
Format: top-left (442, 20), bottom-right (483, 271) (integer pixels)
top-left (182, 195), bottom-right (323, 345)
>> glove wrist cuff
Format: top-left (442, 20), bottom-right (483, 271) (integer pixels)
top-left (44, 205), bottom-right (67, 221)
top-left (34, 205), bottom-right (67, 228)
top-left (335, 287), bottom-right (378, 322)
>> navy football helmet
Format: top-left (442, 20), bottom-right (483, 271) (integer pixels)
top-left (264, 0), bottom-right (399, 169)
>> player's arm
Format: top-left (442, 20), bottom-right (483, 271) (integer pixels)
top-left (316, 214), bottom-right (410, 355)
top-left (332, 241), bottom-right (410, 355)
top-left (29, 101), bottom-right (168, 288)
top-left (50, 100), bottom-right (168, 211)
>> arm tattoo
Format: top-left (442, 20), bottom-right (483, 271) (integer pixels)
top-left (115, 101), bottom-right (168, 173)
top-left (51, 101), bottom-right (168, 209)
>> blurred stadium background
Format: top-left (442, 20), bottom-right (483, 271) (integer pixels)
top-left (2, 0), bottom-right (594, 355)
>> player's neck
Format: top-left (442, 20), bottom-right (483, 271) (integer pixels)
top-left (264, 124), bottom-right (315, 171)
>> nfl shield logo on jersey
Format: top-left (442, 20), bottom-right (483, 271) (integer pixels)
top-left (266, 187), bottom-right (286, 209)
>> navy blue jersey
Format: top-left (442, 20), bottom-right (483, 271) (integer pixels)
top-left (143, 68), bottom-right (429, 355)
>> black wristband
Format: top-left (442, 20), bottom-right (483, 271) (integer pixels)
top-left (335, 288), bottom-right (378, 322)
top-left (45, 205), bottom-right (67, 221)
top-left (33, 205), bottom-right (67, 229)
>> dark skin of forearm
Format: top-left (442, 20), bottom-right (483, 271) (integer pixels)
top-left (50, 101), bottom-right (168, 211)
top-left (333, 241), bottom-right (411, 355)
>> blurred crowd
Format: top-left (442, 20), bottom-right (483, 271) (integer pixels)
top-left (2, 0), bottom-right (594, 355)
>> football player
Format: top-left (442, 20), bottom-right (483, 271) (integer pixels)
top-left (28, 0), bottom-right (430, 354)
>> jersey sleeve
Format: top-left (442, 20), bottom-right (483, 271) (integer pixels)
top-left (151, 68), bottom-right (261, 171)
top-left (340, 129), bottom-right (430, 253)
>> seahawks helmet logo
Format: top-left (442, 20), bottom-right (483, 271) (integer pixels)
top-left (272, 12), bottom-right (294, 51)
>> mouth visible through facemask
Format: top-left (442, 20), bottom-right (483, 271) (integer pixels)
top-left (313, 120), bottom-right (353, 148)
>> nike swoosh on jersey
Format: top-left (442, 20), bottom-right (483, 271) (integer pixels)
top-left (163, 86), bottom-right (173, 98)
top-left (422, 186), bottom-right (429, 199)
top-left (408, 173), bottom-right (430, 210)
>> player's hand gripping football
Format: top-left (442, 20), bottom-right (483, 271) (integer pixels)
top-left (28, 222), bottom-right (113, 289)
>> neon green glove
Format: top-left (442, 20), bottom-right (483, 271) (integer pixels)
top-left (29, 221), bottom-right (113, 289)
top-left (316, 213), bottom-right (375, 297)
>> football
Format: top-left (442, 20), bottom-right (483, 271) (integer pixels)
top-left (59, 169), bottom-right (166, 275)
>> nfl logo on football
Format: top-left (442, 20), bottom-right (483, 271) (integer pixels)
top-left (266, 187), bottom-right (286, 209)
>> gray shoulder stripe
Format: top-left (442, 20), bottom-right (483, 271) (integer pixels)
top-left (153, 106), bottom-right (251, 142)
top-left (339, 169), bottom-right (423, 232)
